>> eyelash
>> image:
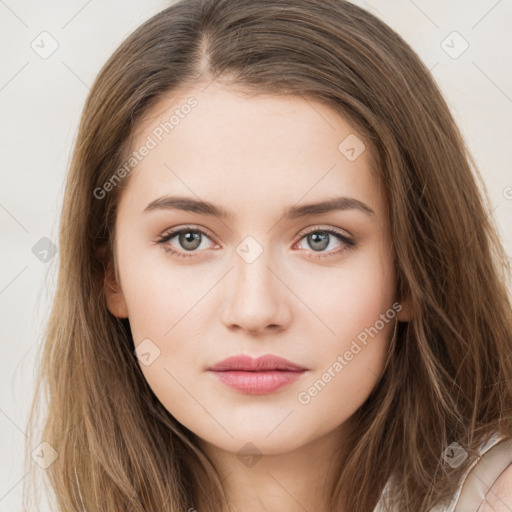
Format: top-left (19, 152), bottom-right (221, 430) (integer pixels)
top-left (155, 225), bottom-right (356, 260)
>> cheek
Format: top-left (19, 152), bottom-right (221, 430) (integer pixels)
top-left (117, 247), bottom-right (216, 394)
top-left (294, 246), bottom-right (396, 402)
top-left (123, 272), bottom-right (209, 429)
top-left (118, 239), bottom-right (213, 343)
top-left (296, 246), bottom-right (395, 350)
top-left (295, 320), bottom-right (393, 436)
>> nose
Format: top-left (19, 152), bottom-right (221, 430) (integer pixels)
top-left (220, 248), bottom-right (291, 335)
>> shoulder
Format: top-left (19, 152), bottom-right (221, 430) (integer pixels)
top-left (452, 435), bottom-right (512, 512)
top-left (479, 462), bottom-right (512, 511)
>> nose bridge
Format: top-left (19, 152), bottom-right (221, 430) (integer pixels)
top-left (221, 235), bottom-right (289, 332)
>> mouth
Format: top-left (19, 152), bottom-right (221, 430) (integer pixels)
top-left (208, 354), bottom-right (307, 395)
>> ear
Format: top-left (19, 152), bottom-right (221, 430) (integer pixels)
top-left (97, 245), bottom-right (129, 319)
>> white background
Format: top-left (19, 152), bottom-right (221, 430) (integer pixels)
top-left (1, 0), bottom-right (511, 510)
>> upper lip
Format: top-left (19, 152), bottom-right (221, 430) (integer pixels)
top-left (208, 354), bottom-right (307, 372)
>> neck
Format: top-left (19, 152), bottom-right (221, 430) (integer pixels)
top-left (192, 421), bottom-right (353, 512)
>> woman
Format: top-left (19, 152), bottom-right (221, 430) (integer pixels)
top-left (24, 1), bottom-right (512, 510)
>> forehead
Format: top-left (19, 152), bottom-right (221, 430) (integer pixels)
top-left (117, 82), bottom-right (384, 221)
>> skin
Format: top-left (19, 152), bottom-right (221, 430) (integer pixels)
top-left (105, 81), bottom-right (411, 512)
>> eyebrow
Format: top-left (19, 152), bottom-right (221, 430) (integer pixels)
top-left (143, 195), bottom-right (375, 219)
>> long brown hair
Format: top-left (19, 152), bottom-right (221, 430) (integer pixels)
top-left (24, 0), bottom-right (512, 510)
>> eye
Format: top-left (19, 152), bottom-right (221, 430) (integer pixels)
top-left (155, 225), bottom-right (356, 260)
top-left (155, 226), bottom-right (217, 259)
top-left (293, 226), bottom-right (356, 259)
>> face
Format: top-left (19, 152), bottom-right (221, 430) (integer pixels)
top-left (105, 81), bottom-right (407, 457)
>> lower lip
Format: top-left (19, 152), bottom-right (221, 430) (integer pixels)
top-left (209, 370), bottom-right (306, 394)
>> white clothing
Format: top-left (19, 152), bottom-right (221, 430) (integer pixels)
top-left (373, 433), bottom-right (512, 511)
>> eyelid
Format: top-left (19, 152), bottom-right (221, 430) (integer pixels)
top-left (158, 224), bottom-right (219, 243)
top-left (298, 224), bottom-right (353, 239)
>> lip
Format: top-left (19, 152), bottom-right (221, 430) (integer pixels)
top-left (208, 354), bottom-right (307, 395)
top-left (209, 354), bottom-right (307, 372)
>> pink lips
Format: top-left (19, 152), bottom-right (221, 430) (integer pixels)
top-left (208, 354), bottom-right (307, 395)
